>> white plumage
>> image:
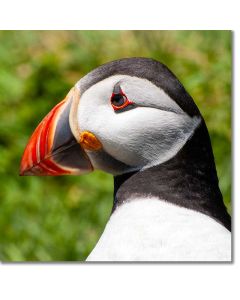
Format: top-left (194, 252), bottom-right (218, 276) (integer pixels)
top-left (87, 198), bottom-right (231, 261)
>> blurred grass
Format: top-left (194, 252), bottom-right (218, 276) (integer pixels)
top-left (0, 31), bottom-right (231, 261)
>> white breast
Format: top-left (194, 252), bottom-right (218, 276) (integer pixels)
top-left (86, 198), bottom-right (231, 261)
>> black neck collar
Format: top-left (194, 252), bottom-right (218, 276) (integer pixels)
top-left (113, 121), bottom-right (231, 231)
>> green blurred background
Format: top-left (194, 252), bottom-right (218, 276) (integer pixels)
top-left (0, 31), bottom-right (231, 261)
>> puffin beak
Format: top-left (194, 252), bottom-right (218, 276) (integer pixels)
top-left (20, 87), bottom-right (93, 176)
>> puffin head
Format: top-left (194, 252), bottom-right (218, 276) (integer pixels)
top-left (20, 58), bottom-right (202, 176)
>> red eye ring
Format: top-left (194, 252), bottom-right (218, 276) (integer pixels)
top-left (110, 92), bottom-right (134, 111)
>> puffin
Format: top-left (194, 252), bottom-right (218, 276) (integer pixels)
top-left (20, 57), bottom-right (231, 261)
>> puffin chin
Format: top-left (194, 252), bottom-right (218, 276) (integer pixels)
top-left (20, 87), bottom-right (93, 176)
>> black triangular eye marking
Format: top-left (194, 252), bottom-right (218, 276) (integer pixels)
top-left (113, 82), bottom-right (123, 95)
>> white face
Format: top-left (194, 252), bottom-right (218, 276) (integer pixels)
top-left (76, 75), bottom-right (201, 174)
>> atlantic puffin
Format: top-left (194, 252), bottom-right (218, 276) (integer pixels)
top-left (20, 57), bottom-right (231, 261)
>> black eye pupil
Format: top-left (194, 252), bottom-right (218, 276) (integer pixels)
top-left (111, 94), bottom-right (126, 107)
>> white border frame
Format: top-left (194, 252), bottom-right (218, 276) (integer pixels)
top-left (0, 1), bottom-right (239, 299)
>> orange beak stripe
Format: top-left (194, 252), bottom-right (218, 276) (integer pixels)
top-left (20, 87), bottom-right (94, 177)
top-left (20, 99), bottom-right (71, 175)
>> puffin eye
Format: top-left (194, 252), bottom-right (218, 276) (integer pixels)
top-left (110, 91), bottom-right (134, 111)
top-left (111, 94), bottom-right (127, 107)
